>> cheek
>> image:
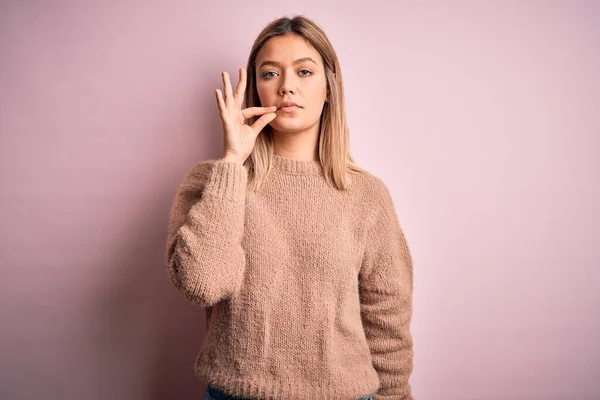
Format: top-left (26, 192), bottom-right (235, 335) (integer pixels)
top-left (305, 78), bottom-right (328, 101)
top-left (256, 82), bottom-right (275, 105)
top-left (256, 87), bottom-right (266, 104)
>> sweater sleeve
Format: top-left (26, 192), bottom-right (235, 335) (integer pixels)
top-left (164, 159), bottom-right (248, 307)
top-left (359, 181), bottom-right (415, 400)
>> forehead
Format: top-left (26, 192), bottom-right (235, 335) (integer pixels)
top-left (256, 34), bottom-right (322, 66)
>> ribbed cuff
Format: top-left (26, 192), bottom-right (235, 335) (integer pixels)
top-left (204, 160), bottom-right (248, 203)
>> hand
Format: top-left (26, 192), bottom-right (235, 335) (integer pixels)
top-left (216, 68), bottom-right (277, 163)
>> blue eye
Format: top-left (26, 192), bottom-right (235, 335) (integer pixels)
top-left (261, 70), bottom-right (313, 79)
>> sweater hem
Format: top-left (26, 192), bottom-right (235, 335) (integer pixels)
top-left (196, 365), bottom-right (380, 400)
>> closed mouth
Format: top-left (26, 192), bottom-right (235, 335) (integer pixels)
top-left (278, 102), bottom-right (301, 109)
top-left (278, 105), bottom-right (300, 112)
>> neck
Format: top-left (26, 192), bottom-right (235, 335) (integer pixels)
top-left (271, 122), bottom-right (320, 162)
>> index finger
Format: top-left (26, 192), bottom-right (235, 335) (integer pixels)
top-left (241, 106), bottom-right (277, 120)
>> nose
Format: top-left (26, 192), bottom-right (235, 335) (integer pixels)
top-left (279, 85), bottom-right (295, 96)
top-left (279, 71), bottom-right (296, 96)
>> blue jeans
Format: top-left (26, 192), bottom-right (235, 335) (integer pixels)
top-left (205, 383), bottom-right (374, 400)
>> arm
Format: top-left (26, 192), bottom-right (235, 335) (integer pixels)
top-left (359, 182), bottom-right (415, 400)
top-left (164, 158), bottom-right (248, 307)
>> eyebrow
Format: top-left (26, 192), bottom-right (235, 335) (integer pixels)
top-left (258, 57), bottom-right (317, 69)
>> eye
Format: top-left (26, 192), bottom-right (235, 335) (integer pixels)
top-left (261, 69), bottom-right (313, 79)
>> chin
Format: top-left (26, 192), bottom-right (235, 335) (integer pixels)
top-left (271, 120), bottom-right (304, 131)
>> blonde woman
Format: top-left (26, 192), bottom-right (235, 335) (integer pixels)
top-left (165, 15), bottom-right (414, 400)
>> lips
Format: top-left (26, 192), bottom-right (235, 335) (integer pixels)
top-left (277, 101), bottom-right (301, 109)
top-left (278, 105), bottom-right (300, 113)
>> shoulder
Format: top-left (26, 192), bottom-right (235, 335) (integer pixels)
top-left (348, 168), bottom-right (396, 223)
top-left (177, 159), bottom-right (218, 194)
top-left (349, 168), bottom-right (394, 206)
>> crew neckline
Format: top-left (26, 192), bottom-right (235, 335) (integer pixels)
top-left (272, 153), bottom-right (323, 176)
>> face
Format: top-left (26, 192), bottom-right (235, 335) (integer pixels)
top-left (254, 33), bottom-right (328, 134)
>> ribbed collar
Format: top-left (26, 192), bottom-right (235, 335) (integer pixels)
top-left (272, 153), bottom-right (324, 176)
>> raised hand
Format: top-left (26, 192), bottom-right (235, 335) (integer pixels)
top-left (216, 68), bottom-right (277, 163)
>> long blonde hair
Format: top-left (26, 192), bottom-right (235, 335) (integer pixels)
top-left (243, 15), bottom-right (367, 192)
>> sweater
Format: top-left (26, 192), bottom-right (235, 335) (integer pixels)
top-left (164, 154), bottom-right (414, 400)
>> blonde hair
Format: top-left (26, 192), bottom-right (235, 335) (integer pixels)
top-left (242, 15), bottom-right (367, 192)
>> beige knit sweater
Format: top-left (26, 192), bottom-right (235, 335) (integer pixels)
top-left (164, 154), bottom-right (414, 400)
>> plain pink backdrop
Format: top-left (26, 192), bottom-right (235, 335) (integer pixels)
top-left (1, 1), bottom-right (598, 399)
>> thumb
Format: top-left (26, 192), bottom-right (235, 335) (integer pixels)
top-left (251, 112), bottom-right (277, 134)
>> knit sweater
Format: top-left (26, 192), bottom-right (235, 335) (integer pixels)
top-left (164, 154), bottom-right (414, 400)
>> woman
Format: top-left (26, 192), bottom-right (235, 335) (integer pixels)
top-left (165, 15), bottom-right (415, 400)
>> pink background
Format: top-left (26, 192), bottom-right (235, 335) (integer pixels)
top-left (1, 1), bottom-right (598, 399)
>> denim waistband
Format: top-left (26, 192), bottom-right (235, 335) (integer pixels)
top-left (205, 383), bottom-right (374, 400)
